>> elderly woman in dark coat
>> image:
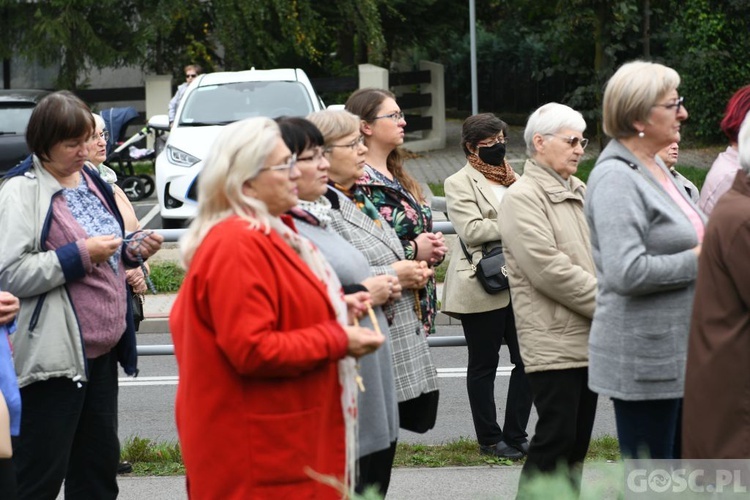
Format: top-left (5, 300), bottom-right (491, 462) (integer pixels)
top-left (683, 115), bottom-right (750, 458)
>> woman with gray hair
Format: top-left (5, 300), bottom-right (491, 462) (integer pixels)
top-left (499, 102), bottom-right (598, 492)
top-left (585, 60), bottom-right (703, 460)
top-left (169, 117), bottom-right (383, 498)
top-left (683, 114), bottom-right (750, 458)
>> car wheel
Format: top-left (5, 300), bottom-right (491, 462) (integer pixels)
top-left (139, 174), bottom-right (156, 198)
top-left (120, 176), bottom-right (146, 201)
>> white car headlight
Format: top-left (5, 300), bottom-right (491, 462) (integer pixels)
top-left (166, 145), bottom-right (200, 168)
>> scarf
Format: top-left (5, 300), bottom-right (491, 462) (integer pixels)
top-left (332, 181), bottom-right (382, 228)
top-left (291, 196), bottom-right (333, 228)
top-left (274, 221), bottom-right (358, 495)
top-left (96, 163), bottom-right (119, 185)
top-left (467, 154), bottom-right (517, 186)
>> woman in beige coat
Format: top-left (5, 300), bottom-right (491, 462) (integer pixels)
top-left (442, 114), bottom-right (532, 460)
top-left (499, 103), bottom-right (597, 495)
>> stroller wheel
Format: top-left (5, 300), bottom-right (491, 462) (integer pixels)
top-left (120, 176), bottom-right (146, 201)
top-left (138, 175), bottom-right (155, 198)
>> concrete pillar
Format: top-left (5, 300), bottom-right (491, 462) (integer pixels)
top-left (358, 64), bottom-right (389, 90)
top-left (144, 75), bottom-right (173, 148)
top-left (420, 60), bottom-right (446, 150)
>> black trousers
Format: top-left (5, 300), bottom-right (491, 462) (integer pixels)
top-left (12, 351), bottom-right (120, 500)
top-left (462, 307), bottom-right (533, 447)
top-left (356, 440), bottom-right (398, 497)
top-left (519, 368), bottom-right (598, 494)
top-left (612, 397), bottom-right (682, 459)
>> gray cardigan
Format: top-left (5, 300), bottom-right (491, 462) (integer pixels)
top-left (584, 140), bottom-right (705, 401)
top-left (293, 215), bottom-right (399, 457)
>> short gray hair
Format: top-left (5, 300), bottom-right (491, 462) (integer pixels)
top-left (738, 111), bottom-right (750, 175)
top-left (603, 60), bottom-right (681, 139)
top-left (524, 102), bottom-right (586, 157)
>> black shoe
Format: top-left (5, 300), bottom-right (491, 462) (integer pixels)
top-left (117, 461), bottom-right (133, 474)
top-left (479, 440), bottom-right (524, 460)
top-left (509, 440), bottom-right (530, 455)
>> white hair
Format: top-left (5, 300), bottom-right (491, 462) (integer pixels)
top-left (524, 102), bottom-right (587, 157)
top-left (92, 113), bottom-right (105, 131)
top-left (739, 111), bottom-right (750, 175)
top-left (180, 117), bottom-right (282, 267)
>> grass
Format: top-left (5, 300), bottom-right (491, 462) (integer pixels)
top-left (148, 261), bottom-right (185, 294)
top-left (121, 436), bottom-right (185, 476)
top-left (428, 182), bottom-right (445, 197)
top-left (120, 435), bottom-right (621, 477)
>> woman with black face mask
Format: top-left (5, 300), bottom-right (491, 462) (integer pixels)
top-left (442, 113), bottom-right (533, 460)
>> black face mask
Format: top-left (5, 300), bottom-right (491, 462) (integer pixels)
top-left (477, 142), bottom-right (506, 166)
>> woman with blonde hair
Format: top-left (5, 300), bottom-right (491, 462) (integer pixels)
top-left (170, 117), bottom-right (383, 499)
top-left (586, 60), bottom-right (703, 459)
top-left (308, 109), bottom-right (440, 438)
top-left (345, 89), bottom-right (447, 335)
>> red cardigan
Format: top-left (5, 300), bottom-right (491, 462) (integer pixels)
top-left (170, 216), bottom-right (349, 499)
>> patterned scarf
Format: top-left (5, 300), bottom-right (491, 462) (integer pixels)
top-left (290, 196), bottom-right (333, 228)
top-left (332, 181), bottom-right (382, 228)
top-left (467, 154), bottom-right (517, 186)
top-left (274, 220), bottom-right (358, 495)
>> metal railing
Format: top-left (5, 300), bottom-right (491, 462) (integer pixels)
top-left (142, 197), bottom-right (463, 356)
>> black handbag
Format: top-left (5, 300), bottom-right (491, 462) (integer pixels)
top-left (398, 390), bottom-right (439, 433)
top-left (131, 293), bottom-right (144, 332)
top-left (459, 239), bottom-right (510, 294)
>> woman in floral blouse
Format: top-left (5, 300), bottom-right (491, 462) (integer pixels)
top-left (346, 88), bottom-right (448, 335)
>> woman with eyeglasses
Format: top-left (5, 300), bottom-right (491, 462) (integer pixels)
top-left (345, 88), bottom-right (448, 336)
top-left (657, 142), bottom-right (700, 203)
top-left (277, 116), bottom-right (400, 496)
top-left (87, 114), bottom-right (149, 304)
top-left (0, 91), bottom-right (163, 499)
top-left (498, 103), bottom-right (598, 494)
top-left (307, 109), bottom-right (440, 438)
top-left (170, 117), bottom-right (383, 499)
top-left (441, 113), bottom-right (532, 461)
top-left (585, 60), bottom-right (703, 460)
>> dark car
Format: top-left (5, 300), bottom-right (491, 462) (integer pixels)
top-left (0, 89), bottom-right (50, 175)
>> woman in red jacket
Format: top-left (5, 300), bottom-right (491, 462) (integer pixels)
top-left (169, 117), bottom-right (383, 499)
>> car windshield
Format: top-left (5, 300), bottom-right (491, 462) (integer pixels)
top-left (178, 81), bottom-right (315, 126)
top-left (0, 105), bottom-right (34, 134)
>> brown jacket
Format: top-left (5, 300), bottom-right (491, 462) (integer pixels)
top-left (683, 170), bottom-right (750, 458)
top-left (499, 159), bottom-right (597, 373)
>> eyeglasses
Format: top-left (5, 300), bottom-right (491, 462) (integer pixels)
top-left (477, 135), bottom-right (507, 147)
top-left (297, 147), bottom-right (325, 163)
top-left (545, 134), bottom-right (589, 150)
top-left (185, 74), bottom-right (197, 79)
top-left (325, 135), bottom-right (365, 152)
top-left (373, 111), bottom-right (405, 123)
top-left (653, 96), bottom-right (685, 114)
top-left (92, 130), bottom-right (110, 142)
top-left (257, 153), bottom-right (297, 176)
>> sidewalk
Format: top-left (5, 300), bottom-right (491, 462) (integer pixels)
top-left (106, 463), bottom-right (622, 499)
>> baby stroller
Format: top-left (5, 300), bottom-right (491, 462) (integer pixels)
top-left (101, 107), bottom-right (157, 202)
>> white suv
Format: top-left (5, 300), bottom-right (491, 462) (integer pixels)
top-left (149, 68), bottom-right (324, 228)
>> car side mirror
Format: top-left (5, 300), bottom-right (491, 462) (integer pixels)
top-left (148, 114), bottom-right (170, 131)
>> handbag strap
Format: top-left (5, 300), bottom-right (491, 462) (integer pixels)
top-left (458, 238), bottom-right (502, 272)
top-left (458, 238), bottom-right (477, 272)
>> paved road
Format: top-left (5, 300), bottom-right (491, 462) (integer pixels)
top-left (119, 331), bottom-right (618, 447)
